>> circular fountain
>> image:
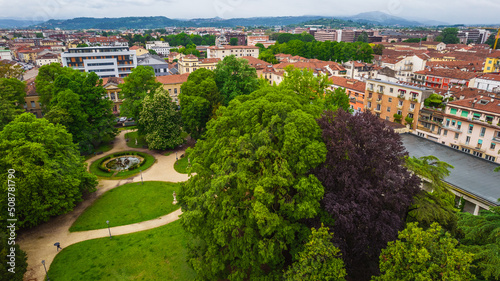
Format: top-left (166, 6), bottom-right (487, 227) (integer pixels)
top-left (104, 155), bottom-right (143, 171)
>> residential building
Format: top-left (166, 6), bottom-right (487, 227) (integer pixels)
top-left (473, 74), bottom-right (500, 93)
top-left (439, 96), bottom-right (500, 164)
top-left (415, 107), bottom-right (445, 142)
top-left (130, 46), bottom-right (149, 56)
top-left (247, 35), bottom-right (269, 46)
top-left (0, 48), bottom-right (12, 60)
top-left (84, 36), bottom-right (128, 47)
top-left (35, 53), bottom-right (60, 67)
top-left (24, 78), bottom-right (43, 118)
top-left (156, 73), bottom-right (190, 104)
top-left (101, 77), bottom-right (124, 114)
top-left (329, 76), bottom-right (366, 113)
top-left (483, 51), bottom-right (500, 73)
top-left (61, 46), bottom-right (137, 78)
top-left (241, 56), bottom-right (272, 78)
top-left (137, 54), bottom-right (170, 77)
top-left (145, 41), bottom-right (172, 56)
top-left (225, 33), bottom-right (246, 46)
top-left (314, 31), bottom-right (337, 42)
top-left (336, 30), bottom-right (355, 43)
top-left (364, 79), bottom-right (433, 129)
top-left (177, 54), bottom-right (220, 74)
top-left (420, 41), bottom-right (446, 51)
top-left (413, 68), bottom-right (478, 90)
top-left (207, 45), bottom-right (259, 60)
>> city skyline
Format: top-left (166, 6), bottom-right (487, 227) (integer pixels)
top-left (1, 0), bottom-right (500, 25)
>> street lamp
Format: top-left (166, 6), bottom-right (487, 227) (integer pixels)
top-left (106, 220), bottom-right (112, 239)
top-left (140, 169), bottom-right (143, 185)
top-left (41, 260), bottom-right (50, 281)
top-left (176, 151), bottom-right (178, 161)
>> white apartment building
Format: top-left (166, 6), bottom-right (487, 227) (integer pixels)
top-left (145, 41), bottom-right (173, 56)
top-left (207, 45), bottom-right (259, 60)
top-left (61, 46), bottom-right (137, 78)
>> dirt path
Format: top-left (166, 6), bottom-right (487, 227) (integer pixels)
top-left (19, 131), bottom-right (190, 281)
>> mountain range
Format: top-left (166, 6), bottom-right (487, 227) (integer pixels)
top-left (0, 12), bottom-right (449, 29)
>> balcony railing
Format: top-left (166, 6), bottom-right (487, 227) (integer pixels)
top-left (398, 95), bottom-right (405, 100)
top-left (376, 99), bottom-right (382, 104)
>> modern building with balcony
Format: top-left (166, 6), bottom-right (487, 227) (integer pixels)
top-left (439, 96), bottom-right (500, 164)
top-left (364, 79), bottom-right (433, 129)
top-left (61, 46), bottom-right (137, 78)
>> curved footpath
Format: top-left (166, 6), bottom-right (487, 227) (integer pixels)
top-left (18, 130), bottom-right (190, 281)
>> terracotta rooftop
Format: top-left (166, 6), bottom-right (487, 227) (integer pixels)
top-left (448, 96), bottom-right (500, 114)
top-left (476, 73), bottom-right (500, 82)
top-left (450, 86), bottom-right (498, 100)
top-left (329, 76), bottom-right (366, 92)
top-left (208, 45), bottom-right (259, 50)
top-left (199, 58), bottom-right (220, 64)
top-left (101, 77), bottom-right (124, 86)
top-left (414, 68), bottom-right (479, 80)
top-left (156, 73), bottom-right (190, 85)
top-left (241, 56), bottom-right (272, 69)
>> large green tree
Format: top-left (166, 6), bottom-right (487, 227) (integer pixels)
top-left (214, 55), bottom-right (259, 106)
top-left (138, 89), bottom-right (184, 150)
top-left (179, 87), bottom-right (327, 280)
top-left (119, 65), bottom-right (162, 120)
top-left (405, 156), bottom-right (459, 233)
top-left (283, 224), bottom-right (347, 281)
top-left (179, 68), bottom-right (221, 140)
top-left (279, 66), bottom-right (351, 112)
top-left (457, 206), bottom-right (500, 280)
top-left (36, 64), bottom-right (117, 154)
top-left (374, 222), bottom-right (475, 280)
top-left (436, 28), bottom-right (460, 44)
top-left (0, 78), bottom-right (26, 130)
top-left (0, 113), bottom-right (98, 228)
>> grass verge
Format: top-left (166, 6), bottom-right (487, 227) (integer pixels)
top-left (70, 181), bottom-right (180, 232)
top-left (49, 220), bottom-right (196, 280)
top-left (174, 157), bottom-right (189, 174)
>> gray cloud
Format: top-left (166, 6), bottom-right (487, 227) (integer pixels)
top-left (0, 0), bottom-right (498, 24)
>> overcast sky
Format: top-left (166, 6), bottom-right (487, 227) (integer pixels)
top-left (1, 0), bottom-right (499, 25)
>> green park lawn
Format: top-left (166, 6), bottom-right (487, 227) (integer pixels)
top-left (125, 131), bottom-right (148, 148)
top-left (70, 181), bottom-right (180, 232)
top-left (174, 157), bottom-right (189, 174)
top-left (48, 220), bottom-right (196, 281)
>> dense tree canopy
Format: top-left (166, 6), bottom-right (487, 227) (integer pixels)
top-left (0, 113), bottom-right (97, 228)
top-left (312, 109), bottom-right (421, 280)
top-left (214, 55), bottom-right (259, 106)
top-left (458, 207), bottom-right (500, 280)
top-left (436, 28), bottom-right (460, 44)
top-left (119, 65), bottom-right (162, 120)
top-left (179, 68), bottom-right (221, 140)
top-left (374, 223), bottom-right (474, 280)
top-left (36, 64), bottom-right (117, 154)
top-left (0, 60), bottom-right (23, 79)
top-left (179, 87), bottom-right (327, 280)
top-left (261, 40), bottom-right (374, 63)
top-left (279, 66), bottom-right (351, 112)
top-left (138, 89), bottom-right (184, 150)
top-left (0, 78), bottom-right (26, 130)
top-left (276, 32), bottom-right (315, 44)
top-left (283, 224), bottom-right (346, 281)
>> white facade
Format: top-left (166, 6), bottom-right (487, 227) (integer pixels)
top-left (145, 41), bottom-right (172, 56)
top-left (61, 46), bottom-right (137, 78)
top-left (36, 56), bottom-right (59, 67)
top-left (474, 76), bottom-right (500, 93)
top-left (0, 49), bottom-right (12, 60)
top-left (207, 46), bottom-right (259, 60)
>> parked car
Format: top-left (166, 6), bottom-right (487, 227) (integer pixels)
top-left (119, 117), bottom-right (127, 122)
top-left (127, 117), bottom-right (133, 121)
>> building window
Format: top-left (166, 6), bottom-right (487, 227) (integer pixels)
top-left (111, 93), bottom-right (116, 100)
top-left (376, 104), bottom-right (381, 111)
top-left (468, 124), bottom-right (474, 134)
top-left (457, 121), bottom-right (462, 130)
top-left (397, 110), bottom-right (402, 115)
top-left (417, 132), bottom-right (425, 137)
top-left (408, 113), bottom-right (414, 119)
top-left (461, 147), bottom-right (471, 153)
top-left (480, 127), bottom-right (486, 137)
top-left (445, 119), bottom-right (450, 126)
top-left (387, 107), bottom-right (391, 112)
top-left (450, 108), bottom-right (457, 115)
top-left (451, 120), bottom-right (456, 126)
top-left (485, 155), bottom-right (496, 162)
top-left (454, 133), bottom-right (459, 139)
top-left (31, 101), bottom-right (35, 108)
top-left (398, 100), bottom-right (403, 107)
top-left (389, 88), bottom-right (393, 93)
top-left (367, 102), bottom-right (372, 108)
top-left (410, 103), bottom-right (415, 110)
top-left (465, 136), bottom-right (471, 145)
top-left (451, 144), bottom-right (459, 149)
top-left (491, 143), bottom-right (496, 150)
top-left (443, 130), bottom-right (447, 136)
top-left (174, 88), bottom-right (177, 94)
top-left (388, 97), bottom-right (392, 102)
top-left (473, 151), bottom-right (483, 157)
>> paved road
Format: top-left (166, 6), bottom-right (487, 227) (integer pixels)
top-left (19, 130), bottom-right (190, 281)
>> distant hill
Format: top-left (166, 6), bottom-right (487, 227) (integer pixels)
top-left (0, 19), bottom-right (44, 28)
top-left (33, 16), bottom-right (325, 29)
top-left (341, 11), bottom-right (424, 26)
top-left (289, 18), bottom-right (377, 29)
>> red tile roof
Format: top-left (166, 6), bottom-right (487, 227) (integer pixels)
top-left (414, 68), bottom-right (479, 80)
top-left (329, 76), bottom-right (366, 92)
top-left (156, 73), bottom-right (190, 85)
top-left (448, 96), bottom-right (500, 114)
